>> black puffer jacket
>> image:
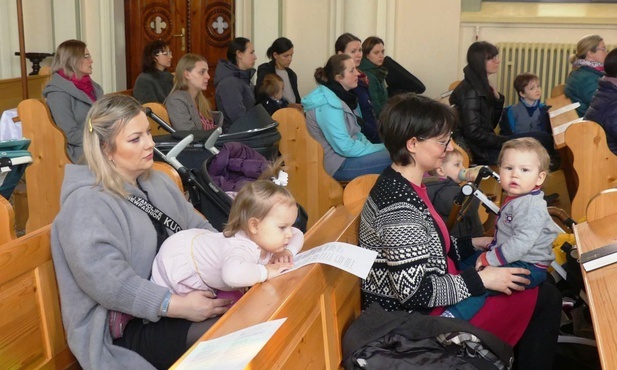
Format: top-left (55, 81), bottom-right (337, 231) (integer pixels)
top-left (450, 66), bottom-right (508, 165)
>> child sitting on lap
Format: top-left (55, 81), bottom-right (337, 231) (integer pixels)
top-left (442, 137), bottom-right (559, 320)
top-left (259, 73), bottom-right (289, 116)
top-left (151, 180), bottom-right (303, 305)
top-left (424, 148), bottom-right (484, 237)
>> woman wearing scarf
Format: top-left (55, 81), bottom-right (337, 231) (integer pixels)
top-left (44, 39), bottom-right (104, 163)
top-left (449, 41), bottom-right (508, 165)
top-left (302, 54), bottom-right (390, 182)
top-left (565, 34), bottom-right (608, 117)
top-left (335, 33), bottom-right (381, 144)
top-left (359, 36), bottom-right (389, 119)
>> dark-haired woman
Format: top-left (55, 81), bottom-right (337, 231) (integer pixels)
top-left (361, 93), bottom-right (561, 369)
top-left (359, 36), bottom-right (388, 118)
top-left (214, 37), bottom-right (257, 132)
top-left (302, 54), bottom-right (390, 182)
top-left (335, 33), bottom-right (380, 143)
top-left (449, 41), bottom-right (508, 165)
top-left (255, 37), bottom-right (302, 110)
top-left (132, 40), bottom-right (174, 104)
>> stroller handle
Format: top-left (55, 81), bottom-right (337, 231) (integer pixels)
top-left (145, 107), bottom-right (174, 134)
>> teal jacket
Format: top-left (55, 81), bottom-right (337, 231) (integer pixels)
top-left (302, 85), bottom-right (386, 176)
top-left (565, 66), bottom-right (604, 117)
top-left (359, 58), bottom-right (389, 117)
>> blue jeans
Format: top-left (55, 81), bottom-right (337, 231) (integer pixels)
top-left (447, 251), bottom-right (548, 320)
top-left (333, 150), bottom-right (391, 181)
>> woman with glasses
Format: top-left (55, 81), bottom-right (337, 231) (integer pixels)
top-left (565, 34), bottom-right (608, 117)
top-left (133, 40), bottom-right (174, 104)
top-left (360, 93), bottom-right (561, 370)
top-left (43, 39), bottom-right (104, 163)
top-left (449, 41), bottom-right (508, 165)
top-left (302, 54), bottom-right (390, 182)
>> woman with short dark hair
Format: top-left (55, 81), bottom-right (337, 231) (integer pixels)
top-left (132, 40), bottom-right (174, 104)
top-left (361, 93), bottom-right (561, 370)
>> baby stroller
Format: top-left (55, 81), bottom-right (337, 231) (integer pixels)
top-left (151, 104), bottom-right (281, 170)
top-left (148, 110), bottom-right (307, 232)
top-left (0, 139), bottom-right (32, 199)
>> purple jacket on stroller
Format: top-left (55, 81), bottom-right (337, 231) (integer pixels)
top-left (207, 142), bottom-right (269, 192)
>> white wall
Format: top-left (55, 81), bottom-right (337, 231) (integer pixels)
top-left (248, 0), bottom-right (460, 99)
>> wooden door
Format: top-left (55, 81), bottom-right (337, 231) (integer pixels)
top-left (124, 0), bottom-right (234, 103)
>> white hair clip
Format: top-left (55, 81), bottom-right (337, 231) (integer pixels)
top-left (271, 170), bottom-right (289, 186)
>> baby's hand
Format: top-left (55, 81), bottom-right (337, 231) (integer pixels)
top-left (270, 249), bottom-right (293, 264)
top-left (265, 262), bottom-right (293, 280)
top-left (472, 236), bottom-right (493, 251)
top-left (475, 255), bottom-right (485, 271)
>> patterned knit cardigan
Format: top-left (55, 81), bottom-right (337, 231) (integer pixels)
top-left (359, 166), bottom-right (485, 313)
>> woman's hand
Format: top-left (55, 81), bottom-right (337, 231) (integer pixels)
top-left (167, 290), bottom-right (231, 322)
top-left (265, 262), bottom-right (293, 280)
top-left (270, 249), bottom-right (293, 263)
top-left (478, 266), bottom-right (530, 295)
top-left (472, 236), bottom-right (493, 251)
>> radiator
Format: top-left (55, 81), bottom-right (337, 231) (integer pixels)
top-left (496, 42), bottom-right (578, 106)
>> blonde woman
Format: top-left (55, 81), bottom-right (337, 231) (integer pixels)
top-left (565, 34), bottom-right (608, 116)
top-left (52, 95), bottom-right (228, 370)
top-left (43, 39), bottom-right (104, 162)
top-left (165, 53), bottom-right (223, 131)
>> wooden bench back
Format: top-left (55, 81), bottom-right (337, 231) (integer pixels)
top-left (273, 108), bottom-right (343, 229)
top-left (0, 224), bottom-right (77, 369)
top-left (564, 120), bottom-right (617, 221)
top-left (550, 84), bottom-right (565, 98)
top-left (547, 94), bottom-right (579, 149)
top-left (143, 102), bottom-right (172, 136)
top-left (586, 188), bottom-right (617, 224)
top-left (172, 200), bottom-right (364, 369)
top-left (0, 196), bottom-right (16, 244)
top-left (17, 99), bottom-right (71, 233)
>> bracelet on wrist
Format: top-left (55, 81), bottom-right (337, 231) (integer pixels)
top-left (160, 291), bottom-right (172, 317)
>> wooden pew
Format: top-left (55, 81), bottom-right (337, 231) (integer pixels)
top-left (0, 224), bottom-right (78, 369)
top-left (17, 99), bottom-right (71, 233)
top-left (572, 189), bottom-right (617, 369)
top-left (172, 200), bottom-right (365, 369)
top-left (547, 93), bottom-right (580, 199)
top-left (564, 120), bottom-right (617, 221)
top-left (273, 108), bottom-right (344, 229)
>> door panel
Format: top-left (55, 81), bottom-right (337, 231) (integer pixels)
top-left (124, 0), bottom-right (233, 101)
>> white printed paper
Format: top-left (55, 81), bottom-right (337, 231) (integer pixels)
top-left (549, 102), bottom-right (580, 118)
top-left (552, 117), bottom-right (584, 135)
top-left (283, 242), bottom-right (378, 279)
top-left (175, 318), bottom-right (287, 370)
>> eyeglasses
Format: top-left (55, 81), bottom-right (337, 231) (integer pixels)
top-left (83, 54), bottom-right (92, 59)
top-left (157, 51), bottom-right (172, 57)
top-left (596, 47), bottom-right (608, 53)
top-left (486, 55), bottom-right (500, 62)
top-left (420, 132), bottom-right (453, 153)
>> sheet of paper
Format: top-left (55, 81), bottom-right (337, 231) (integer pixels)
top-left (175, 318), bottom-right (287, 370)
top-left (283, 242), bottom-right (378, 279)
top-left (549, 102), bottom-right (580, 118)
top-left (552, 117), bottom-right (584, 135)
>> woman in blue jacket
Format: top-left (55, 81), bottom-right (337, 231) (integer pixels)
top-left (565, 34), bottom-right (608, 117)
top-left (302, 54), bottom-right (390, 181)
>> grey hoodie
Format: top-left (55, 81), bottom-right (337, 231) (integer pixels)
top-left (51, 165), bottom-right (213, 369)
top-left (213, 59), bottom-right (256, 132)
